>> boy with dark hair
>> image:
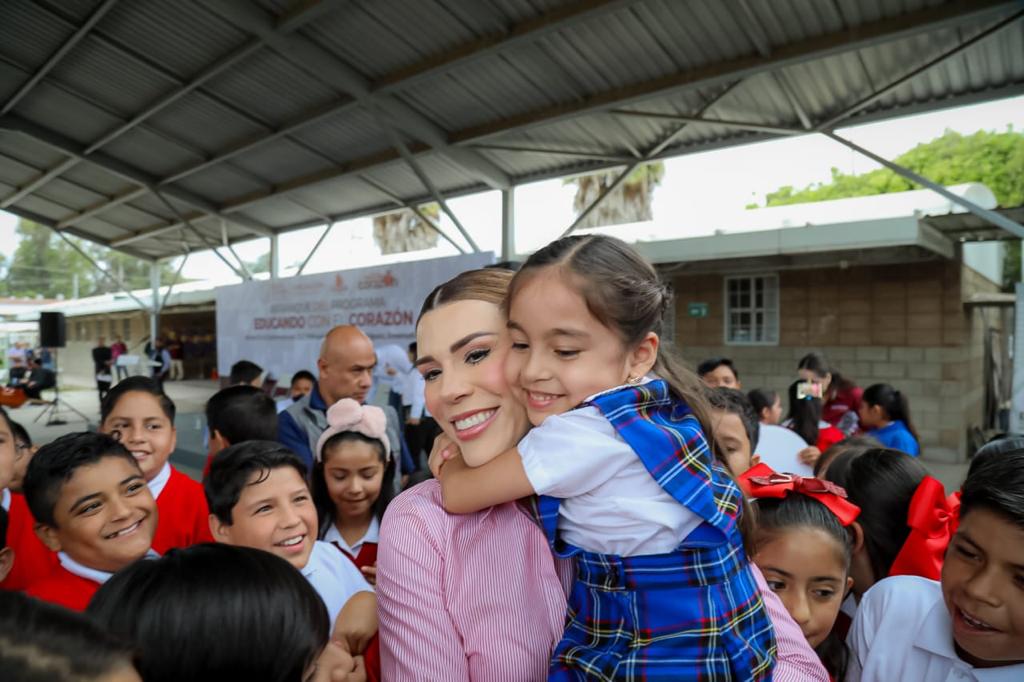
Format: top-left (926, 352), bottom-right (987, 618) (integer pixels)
top-left (697, 357), bottom-right (741, 389)
top-left (202, 385), bottom-right (279, 477)
top-left (706, 387), bottom-right (760, 477)
top-left (205, 441), bottom-right (377, 653)
top-left (228, 360), bottom-right (263, 387)
top-left (8, 419), bottom-right (36, 493)
top-left (23, 432), bottom-right (157, 611)
top-left (276, 370), bottom-right (316, 413)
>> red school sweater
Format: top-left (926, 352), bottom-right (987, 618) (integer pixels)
top-left (0, 492), bottom-right (60, 592)
top-left (151, 467), bottom-right (214, 555)
top-left (26, 563), bottom-right (101, 612)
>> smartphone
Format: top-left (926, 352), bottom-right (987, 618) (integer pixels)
top-left (796, 381), bottom-right (823, 400)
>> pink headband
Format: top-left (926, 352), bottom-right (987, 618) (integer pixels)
top-left (315, 399), bottom-right (390, 463)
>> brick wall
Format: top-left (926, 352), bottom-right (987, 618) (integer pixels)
top-left (671, 260), bottom-right (1000, 461)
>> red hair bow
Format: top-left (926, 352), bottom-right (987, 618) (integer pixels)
top-left (740, 463), bottom-right (861, 527)
top-left (888, 476), bottom-right (960, 580)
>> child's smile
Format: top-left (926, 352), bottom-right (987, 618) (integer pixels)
top-left (942, 508), bottom-right (1024, 666)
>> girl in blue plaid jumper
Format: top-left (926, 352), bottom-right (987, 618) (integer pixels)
top-left (433, 235), bottom-right (776, 681)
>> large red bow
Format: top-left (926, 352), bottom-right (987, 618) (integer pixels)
top-left (740, 463), bottom-right (861, 526)
top-left (888, 476), bottom-right (960, 580)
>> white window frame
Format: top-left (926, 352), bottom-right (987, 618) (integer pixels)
top-left (723, 273), bottom-right (779, 346)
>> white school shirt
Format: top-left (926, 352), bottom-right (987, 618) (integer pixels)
top-left (1, 487), bottom-right (10, 512)
top-left (518, 395), bottom-right (702, 556)
top-left (323, 517), bottom-right (380, 558)
top-left (847, 575), bottom-right (1024, 682)
top-left (146, 462), bottom-right (172, 499)
top-left (301, 540), bottom-right (374, 625)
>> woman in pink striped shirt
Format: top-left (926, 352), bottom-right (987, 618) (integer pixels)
top-left (377, 267), bottom-right (828, 681)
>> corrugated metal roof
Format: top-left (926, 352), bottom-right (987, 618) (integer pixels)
top-left (0, 0), bottom-right (1020, 262)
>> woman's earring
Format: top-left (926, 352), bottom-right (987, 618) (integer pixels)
top-left (628, 375), bottom-right (642, 385)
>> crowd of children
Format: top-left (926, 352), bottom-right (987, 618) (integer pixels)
top-left (1, 233), bottom-right (1021, 681)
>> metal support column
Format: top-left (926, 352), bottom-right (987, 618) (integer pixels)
top-left (501, 187), bottom-right (515, 261)
top-left (270, 233), bottom-right (280, 279)
top-left (149, 262), bottom-right (160, 345)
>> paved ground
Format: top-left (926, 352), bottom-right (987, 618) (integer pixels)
top-left (10, 377), bottom-right (969, 489)
top-left (12, 378), bottom-right (219, 481)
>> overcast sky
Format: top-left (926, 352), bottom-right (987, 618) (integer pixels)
top-left (1, 94), bottom-right (1021, 288)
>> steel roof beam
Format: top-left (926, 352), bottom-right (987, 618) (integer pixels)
top-left (210, 0), bottom-right (1017, 216)
top-left (5, 0), bottom-right (345, 232)
top-left (450, 0), bottom-right (1019, 144)
top-left (824, 131), bottom-right (1024, 240)
top-left (358, 173), bottom-right (467, 255)
top-left (1, 204), bottom-right (154, 263)
top-left (469, 143), bottom-right (636, 163)
top-left (609, 110), bottom-right (803, 137)
top-left (87, 0), bottom-right (645, 202)
top-left (816, 8), bottom-right (1024, 131)
top-left (203, 1), bottom-right (512, 191)
top-left (0, 0), bottom-right (119, 115)
top-left (57, 187), bottom-right (150, 229)
top-left (0, 113), bottom-right (275, 239)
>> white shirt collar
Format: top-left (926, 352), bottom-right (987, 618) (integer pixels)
top-left (323, 517), bottom-right (379, 557)
top-left (59, 549), bottom-right (161, 585)
top-left (58, 552), bottom-right (115, 585)
top-left (1, 487), bottom-right (10, 512)
top-left (147, 462), bottom-right (172, 499)
top-left (914, 601), bottom-right (1024, 681)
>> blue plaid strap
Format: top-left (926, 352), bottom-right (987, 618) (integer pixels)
top-left (589, 380), bottom-right (741, 541)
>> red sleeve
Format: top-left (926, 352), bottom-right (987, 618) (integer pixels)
top-left (363, 635), bottom-right (382, 682)
top-left (0, 493), bottom-right (60, 592)
top-left (816, 426), bottom-right (845, 453)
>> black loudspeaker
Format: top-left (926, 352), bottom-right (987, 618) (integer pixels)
top-left (39, 312), bottom-right (66, 348)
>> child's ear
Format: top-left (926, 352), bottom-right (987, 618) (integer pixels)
top-left (34, 523), bottom-right (62, 553)
top-left (849, 521), bottom-right (866, 555)
top-left (209, 513), bottom-right (231, 544)
top-left (208, 430), bottom-right (229, 457)
top-left (628, 332), bottom-right (660, 378)
top-left (845, 575), bottom-right (855, 597)
top-left (0, 547), bottom-right (14, 583)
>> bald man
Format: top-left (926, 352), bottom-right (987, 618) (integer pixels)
top-left (278, 325), bottom-right (414, 478)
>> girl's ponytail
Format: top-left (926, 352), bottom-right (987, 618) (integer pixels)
top-left (863, 384), bottom-right (920, 444)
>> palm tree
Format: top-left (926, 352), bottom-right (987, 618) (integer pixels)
top-left (565, 162), bottom-right (665, 229)
top-left (372, 203), bottom-right (441, 254)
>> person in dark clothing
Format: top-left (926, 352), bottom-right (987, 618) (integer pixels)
top-left (92, 337), bottom-right (113, 401)
top-left (20, 358), bottom-right (56, 400)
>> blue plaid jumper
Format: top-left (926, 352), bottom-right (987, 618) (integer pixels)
top-left (538, 380), bottom-right (776, 681)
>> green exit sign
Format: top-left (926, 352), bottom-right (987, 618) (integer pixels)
top-left (688, 302), bottom-right (709, 318)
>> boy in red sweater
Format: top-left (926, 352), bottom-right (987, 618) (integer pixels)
top-left (24, 432), bottom-right (157, 611)
top-left (0, 416), bottom-right (59, 591)
top-left (99, 377), bottom-right (212, 554)
top-left (0, 507), bottom-right (12, 583)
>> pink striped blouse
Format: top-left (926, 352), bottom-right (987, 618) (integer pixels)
top-left (377, 480), bottom-right (569, 681)
top-left (377, 480), bottom-right (827, 681)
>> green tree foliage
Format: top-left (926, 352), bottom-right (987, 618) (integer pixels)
top-left (756, 128), bottom-right (1024, 287)
top-left (2, 220), bottom-right (182, 299)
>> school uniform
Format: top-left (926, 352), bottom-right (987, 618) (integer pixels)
top-left (867, 420), bottom-right (920, 456)
top-left (148, 463), bottom-right (214, 555)
top-left (301, 540), bottom-right (374, 626)
top-left (524, 380), bottom-right (776, 681)
top-left (0, 490), bottom-right (60, 591)
top-left (25, 553), bottom-right (113, 612)
top-left (847, 575), bottom-right (1024, 681)
top-left (323, 518), bottom-right (379, 571)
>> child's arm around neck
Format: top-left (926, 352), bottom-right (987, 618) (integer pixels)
top-left (438, 447), bottom-right (535, 515)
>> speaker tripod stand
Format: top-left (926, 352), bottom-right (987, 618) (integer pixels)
top-left (34, 349), bottom-right (89, 426)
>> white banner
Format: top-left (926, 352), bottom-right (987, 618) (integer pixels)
top-left (215, 252), bottom-right (494, 379)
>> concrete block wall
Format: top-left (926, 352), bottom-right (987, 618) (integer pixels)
top-left (670, 260), bottom-right (1000, 461)
top-left (674, 344), bottom-right (964, 457)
